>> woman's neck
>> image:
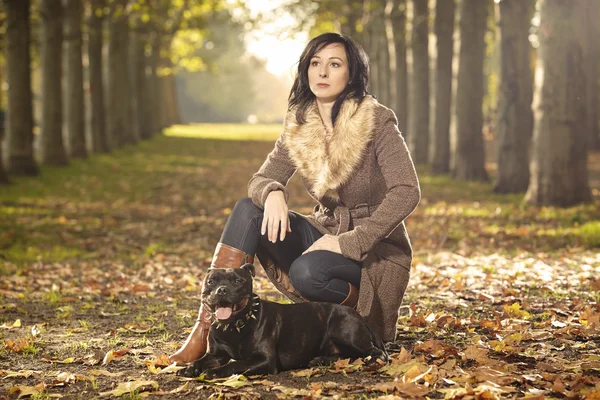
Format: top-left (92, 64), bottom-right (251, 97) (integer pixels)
top-left (316, 99), bottom-right (335, 132)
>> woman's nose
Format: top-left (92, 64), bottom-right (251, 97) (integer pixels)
top-left (319, 66), bottom-right (328, 78)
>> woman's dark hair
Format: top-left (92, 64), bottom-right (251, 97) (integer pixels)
top-left (288, 32), bottom-right (370, 125)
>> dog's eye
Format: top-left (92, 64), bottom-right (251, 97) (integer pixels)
top-left (206, 279), bottom-right (214, 286)
top-left (235, 277), bottom-right (244, 284)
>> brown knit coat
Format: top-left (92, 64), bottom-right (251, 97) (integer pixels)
top-left (247, 95), bottom-right (420, 341)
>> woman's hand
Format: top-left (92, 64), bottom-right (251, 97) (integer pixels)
top-left (302, 234), bottom-right (342, 255)
top-left (262, 190), bottom-right (291, 243)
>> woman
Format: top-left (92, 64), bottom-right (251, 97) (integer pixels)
top-left (170, 32), bottom-right (420, 365)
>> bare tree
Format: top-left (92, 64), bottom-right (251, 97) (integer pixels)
top-left (452, 0), bottom-right (488, 181)
top-left (107, 0), bottom-right (134, 148)
top-left (0, 15), bottom-right (7, 183)
top-left (148, 32), bottom-right (161, 135)
top-left (373, 0), bottom-right (390, 106)
top-left (64, 0), bottom-right (87, 158)
top-left (430, 0), bottom-right (455, 174)
top-left (408, 0), bottom-right (429, 164)
top-left (525, 0), bottom-right (592, 206)
top-left (87, 0), bottom-right (109, 153)
top-left (0, 45), bottom-right (8, 183)
top-left (584, 0), bottom-right (600, 150)
top-left (5, 0), bottom-right (38, 175)
top-left (390, 0), bottom-right (408, 135)
top-left (130, 18), bottom-right (147, 141)
top-left (39, 0), bottom-right (68, 166)
top-left (493, 0), bottom-right (534, 193)
top-left (340, 0), bottom-right (363, 37)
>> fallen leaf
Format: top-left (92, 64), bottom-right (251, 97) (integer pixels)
top-left (102, 348), bottom-right (130, 365)
top-left (1, 369), bottom-right (43, 378)
top-left (414, 339), bottom-right (457, 358)
top-left (503, 303), bottom-right (532, 320)
top-left (216, 374), bottom-right (250, 388)
top-left (395, 382), bottom-right (430, 397)
top-left (391, 347), bottom-right (412, 365)
top-left (89, 369), bottom-right (125, 377)
top-left (9, 382), bottom-right (46, 398)
top-left (380, 360), bottom-right (422, 376)
top-left (145, 354), bottom-right (171, 367)
top-left (463, 345), bottom-right (490, 364)
top-left (99, 380), bottom-right (158, 397)
top-left (42, 357), bottom-right (76, 364)
top-left (4, 338), bottom-right (31, 353)
top-left (551, 377), bottom-right (567, 395)
top-left (291, 368), bottom-right (319, 378)
top-left (271, 385), bottom-right (310, 397)
top-left (0, 319), bottom-right (21, 329)
top-left (83, 350), bottom-right (105, 366)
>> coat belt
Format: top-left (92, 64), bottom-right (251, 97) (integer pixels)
top-left (317, 203), bottom-right (380, 235)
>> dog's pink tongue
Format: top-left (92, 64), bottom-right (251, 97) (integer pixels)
top-left (215, 307), bottom-right (233, 320)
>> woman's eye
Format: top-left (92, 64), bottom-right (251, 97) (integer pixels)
top-left (331, 62), bottom-right (340, 68)
top-left (310, 61), bottom-right (319, 66)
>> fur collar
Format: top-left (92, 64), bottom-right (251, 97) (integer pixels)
top-left (283, 95), bottom-right (378, 200)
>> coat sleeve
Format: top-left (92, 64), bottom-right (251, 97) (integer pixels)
top-left (247, 134), bottom-right (297, 209)
top-left (337, 111), bottom-right (421, 261)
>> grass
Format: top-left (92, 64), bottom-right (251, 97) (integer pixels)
top-left (580, 221), bottom-right (600, 247)
top-left (165, 123), bottom-right (281, 141)
top-left (0, 123), bottom-right (599, 270)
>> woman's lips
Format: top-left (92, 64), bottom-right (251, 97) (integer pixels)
top-left (317, 83), bottom-right (330, 88)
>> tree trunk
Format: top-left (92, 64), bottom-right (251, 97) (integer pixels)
top-left (157, 36), bottom-right (173, 130)
top-left (373, 0), bottom-right (390, 106)
top-left (493, 0), bottom-right (534, 193)
top-left (130, 29), bottom-right (145, 141)
top-left (166, 73), bottom-right (181, 125)
top-left (0, 55), bottom-right (8, 184)
top-left (149, 33), bottom-right (161, 135)
top-left (5, 0), bottom-right (38, 175)
top-left (39, 0), bottom-right (69, 166)
top-left (452, 0), bottom-right (488, 181)
top-left (120, 25), bottom-right (134, 145)
top-left (341, 0), bottom-right (362, 37)
top-left (142, 49), bottom-right (153, 138)
top-left (525, 0), bottom-right (591, 206)
top-left (87, 0), bottom-right (109, 153)
top-left (390, 0), bottom-right (408, 135)
top-left (584, 0), bottom-right (600, 150)
top-left (430, 0), bottom-right (455, 174)
top-left (408, 0), bottom-right (429, 164)
top-left (64, 0), bottom-right (87, 158)
top-left (107, 0), bottom-right (132, 148)
top-left (360, 1), bottom-right (379, 99)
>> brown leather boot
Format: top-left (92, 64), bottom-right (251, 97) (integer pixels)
top-left (169, 243), bottom-right (254, 365)
top-left (340, 283), bottom-right (359, 309)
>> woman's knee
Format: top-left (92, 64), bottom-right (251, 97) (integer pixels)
top-left (231, 198), bottom-right (263, 221)
top-left (289, 255), bottom-right (324, 299)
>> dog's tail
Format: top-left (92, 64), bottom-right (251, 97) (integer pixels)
top-left (366, 324), bottom-right (390, 362)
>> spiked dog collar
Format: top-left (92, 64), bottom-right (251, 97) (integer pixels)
top-left (210, 294), bottom-right (260, 333)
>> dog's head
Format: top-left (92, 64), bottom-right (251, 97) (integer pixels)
top-left (201, 263), bottom-right (255, 323)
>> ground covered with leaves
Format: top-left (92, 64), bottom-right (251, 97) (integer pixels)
top-left (1, 126), bottom-right (600, 399)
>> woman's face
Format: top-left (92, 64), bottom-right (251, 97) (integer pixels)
top-left (308, 43), bottom-right (350, 103)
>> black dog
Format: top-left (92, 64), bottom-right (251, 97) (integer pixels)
top-left (178, 263), bottom-right (389, 378)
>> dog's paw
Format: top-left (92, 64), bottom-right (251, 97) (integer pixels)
top-left (177, 365), bottom-right (201, 378)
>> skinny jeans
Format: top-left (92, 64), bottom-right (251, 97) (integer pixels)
top-left (219, 198), bottom-right (361, 303)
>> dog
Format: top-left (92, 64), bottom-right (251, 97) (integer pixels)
top-left (177, 263), bottom-right (389, 378)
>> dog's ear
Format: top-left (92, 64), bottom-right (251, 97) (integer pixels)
top-left (241, 263), bottom-right (255, 278)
